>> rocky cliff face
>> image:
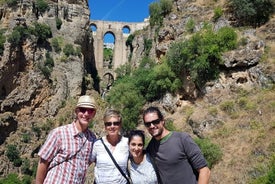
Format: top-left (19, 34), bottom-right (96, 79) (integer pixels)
top-left (0, 0), bottom-right (97, 176)
top-left (0, 0), bottom-right (274, 183)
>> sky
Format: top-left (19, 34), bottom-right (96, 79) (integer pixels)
top-left (88, 0), bottom-right (156, 22)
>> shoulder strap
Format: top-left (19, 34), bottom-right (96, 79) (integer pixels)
top-left (100, 138), bottom-right (132, 184)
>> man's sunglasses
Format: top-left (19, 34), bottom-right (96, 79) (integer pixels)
top-left (144, 119), bottom-right (161, 128)
top-left (78, 107), bottom-right (95, 114)
top-left (104, 121), bottom-right (121, 127)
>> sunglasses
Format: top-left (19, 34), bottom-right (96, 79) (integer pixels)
top-left (78, 107), bottom-right (95, 114)
top-left (144, 119), bottom-right (161, 128)
top-left (104, 121), bottom-right (121, 127)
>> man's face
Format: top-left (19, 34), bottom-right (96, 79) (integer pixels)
top-left (76, 107), bottom-right (96, 128)
top-left (143, 112), bottom-right (164, 139)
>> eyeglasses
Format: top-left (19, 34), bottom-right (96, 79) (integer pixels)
top-left (104, 121), bottom-right (121, 127)
top-left (144, 119), bottom-right (161, 128)
top-left (78, 107), bottom-right (95, 114)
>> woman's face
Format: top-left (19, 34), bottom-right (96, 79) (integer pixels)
top-left (104, 116), bottom-right (121, 136)
top-left (129, 136), bottom-right (144, 158)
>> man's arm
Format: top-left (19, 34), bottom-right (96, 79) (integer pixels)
top-left (35, 158), bottom-right (50, 184)
top-left (197, 166), bottom-right (211, 184)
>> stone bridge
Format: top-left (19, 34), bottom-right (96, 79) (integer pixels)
top-left (90, 20), bottom-right (149, 92)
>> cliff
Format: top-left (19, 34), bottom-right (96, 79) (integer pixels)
top-left (0, 0), bottom-right (274, 183)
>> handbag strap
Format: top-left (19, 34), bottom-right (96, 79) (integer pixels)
top-left (100, 138), bottom-right (131, 183)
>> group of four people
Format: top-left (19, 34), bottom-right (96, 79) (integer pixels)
top-left (36, 95), bottom-right (210, 184)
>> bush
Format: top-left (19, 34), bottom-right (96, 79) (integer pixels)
top-left (186, 18), bottom-right (195, 33)
top-left (228, 0), bottom-right (274, 27)
top-left (6, 0), bottom-right (17, 6)
top-left (5, 144), bottom-right (22, 167)
top-left (0, 173), bottom-right (21, 184)
top-left (213, 7), bottom-right (223, 22)
top-left (6, 144), bottom-right (20, 162)
top-left (22, 133), bottom-right (31, 143)
top-left (63, 44), bottom-right (75, 57)
top-left (194, 138), bottom-right (223, 168)
top-left (51, 37), bottom-right (62, 52)
top-left (36, 0), bottom-right (49, 13)
top-left (106, 77), bottom-right (145, 132)
top-left (0, 29), bottom-right (6, 55)
top-left (32, 22), bottom-right (52, 44)
top-left (56, 18), bottom-right (62, 30)
top-left (149, 2), bottom-right (162, 26)
top-left (149, 0), bottom-right (173, 27)
top-left (7, 26), bottom-right (30, 46)
top-left (166, 25), bottom-right (237, 88)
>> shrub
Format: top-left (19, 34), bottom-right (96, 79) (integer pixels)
top-left (6, 0), bottom-right (17, 6)
top-left (5, 144), bottom-right (22, 167)
top-left (186, 18), bottom-right (195, 33)
top-left (220, 100), bottom-right (236, 115)
top-left (22, 133), bottom-right (31, 143)
top-left (106, 77), bottom-right (145, 132)
top-left (32, 22), bottom-right (52, 44)
top-left (36, 0), bottom-right (49, 14)
top-left (228, 0), bottom-right (274, 27)
top-left (213, 7), bottom-right (223, 22)
top-left (63, 43), bottom-right (75, 57)
top-left (7, 25), bottom-right (30, 46)
top-left (166, 25), bottom-right (237, 88)
top-left (149, 2), bottom-right (162, 26)
top-left (194, 138), bottom-right (223, 168)
top-left (6, 144), bottom-right (20, 162)
top-left (51, 37), bottom-right (62, 52)
top-left (56, 18), bottom-right (62, 30)
top-left (22, 158), bottom-right (33, 175)
top-left (0, 29), bottom-right (6, 55)
top-left (0, 173), bottom-right (21, 184)
top-left (165, 119), bottom-right (177, 131)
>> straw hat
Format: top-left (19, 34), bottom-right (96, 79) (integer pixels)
top-left (76, 95), bottom-right (97, 110)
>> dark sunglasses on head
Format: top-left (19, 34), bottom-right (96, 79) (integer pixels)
top-left (144, 119), bottom-right (161, 128)
top-left (78, 107), bottom-right (95, 114)
top-left (104, 121), bottom-right (121, 127)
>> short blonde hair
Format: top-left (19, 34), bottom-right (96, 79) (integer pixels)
top-left (103, 109), bottom-right (122, 122)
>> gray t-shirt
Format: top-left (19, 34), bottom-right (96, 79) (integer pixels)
top-left (129, 153), bottom-right (158, 184)
top-left (146, 132), bottom-right (207, 184)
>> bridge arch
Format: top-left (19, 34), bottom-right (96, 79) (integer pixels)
top-left (90, 20), bottom-right (149, 93)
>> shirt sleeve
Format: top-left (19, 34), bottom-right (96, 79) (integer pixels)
top-left (181, 133), bottom-right (208, 170)
top-left (38, 129), bottom-right (60, 162)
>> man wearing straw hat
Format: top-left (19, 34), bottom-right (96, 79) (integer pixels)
top-left (36, 95), bottom-right (97, 184)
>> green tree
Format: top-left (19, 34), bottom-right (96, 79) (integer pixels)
top-left (36, 0), bottom-right (49, 14)
top-left (194, 138), bottom-right (223, 169)
top-left (106, 77), bottom-right (145, 132)
top-left (166, 25), bottom-right (237, 88)
top-left (160, 0), bottom-right (173, 16)
top-left (228, 0), bottom-right (274, 27)
top-left (32, 23), bottom-right (52, 44)
top-left (7, 25), bottom-right (30, 46)
top-left (149, 2), bottom-right (162, 26)
top-left (5, 144), bottom-right (22, 167)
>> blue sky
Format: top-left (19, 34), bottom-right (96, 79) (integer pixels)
top-left (88, 0), bottom-right (156, 22)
